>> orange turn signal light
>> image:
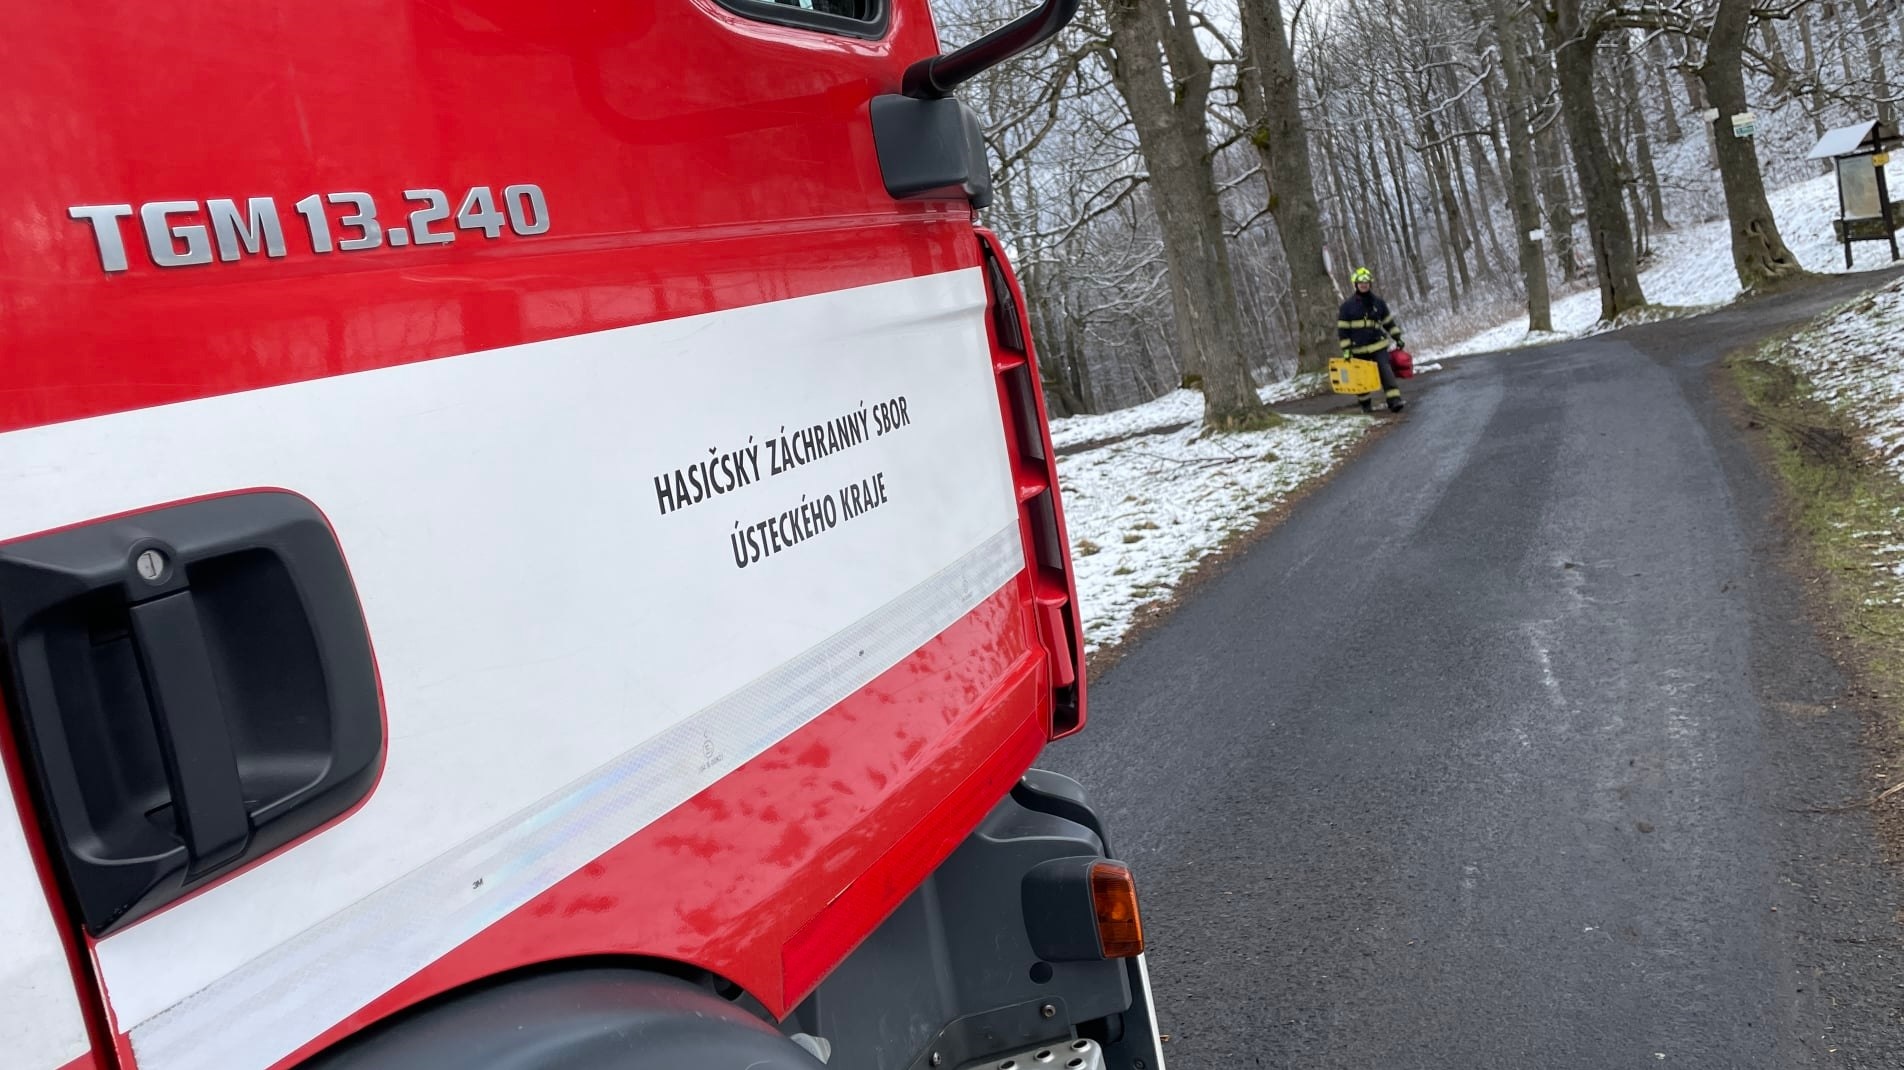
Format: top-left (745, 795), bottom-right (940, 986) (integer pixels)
top-left (1089, 861), bottom-right (1144, 958)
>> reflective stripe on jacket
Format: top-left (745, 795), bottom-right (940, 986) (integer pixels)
top-left (1337, 293), bottom-right (1402, 357)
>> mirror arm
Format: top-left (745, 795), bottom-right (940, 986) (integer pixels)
top-left (901, 0), bottom-right (1082, 99)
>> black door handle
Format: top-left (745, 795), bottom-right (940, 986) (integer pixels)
top-left (128, 590), bottom-right (251, 874)
top-left (0, 492), bottom-right (384, 934)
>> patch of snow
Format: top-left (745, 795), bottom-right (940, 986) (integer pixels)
top-left (1442, 159), bottom-right (1904, 358)
top-left (1059, 412), bottom-right (1370, 654)
top-left (1762, 276), bottom-right (1904, 610)
top-left (1048, 389), bottom-right (1203, 450)
top-left (1765, 276), bottom-right (1904, 479)
top-left (1048, 372), bottom-right (1327, 450)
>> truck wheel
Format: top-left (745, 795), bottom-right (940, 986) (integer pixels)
top-left (302, 968), bottom-right (827, 1070)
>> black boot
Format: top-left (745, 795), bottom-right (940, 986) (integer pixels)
top-left (1387, 395), bottom-right (1406, 413)
top-left (1359, 396), bottom-right (1375, 413)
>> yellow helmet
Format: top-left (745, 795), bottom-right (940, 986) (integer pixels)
top-left (1351, 267), bottom-right (1373, 285)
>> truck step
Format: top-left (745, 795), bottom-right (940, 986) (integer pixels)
top-left (969, 1037), bottom-right (1103, 1070)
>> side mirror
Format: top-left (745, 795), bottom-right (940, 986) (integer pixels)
top-left (903, 0), bottom-right (1082, 99)
top-left (872, 0), bottom-right (1081, 203)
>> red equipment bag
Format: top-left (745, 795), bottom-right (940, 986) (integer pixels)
top-left (1391, 348), bottom-right (1415, 379)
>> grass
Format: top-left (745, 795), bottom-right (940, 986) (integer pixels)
top-left (1731, 354), bottom-right (1904, 726)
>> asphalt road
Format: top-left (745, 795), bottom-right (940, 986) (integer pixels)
top-left (1049, 269), bottom-right (1904, 1070)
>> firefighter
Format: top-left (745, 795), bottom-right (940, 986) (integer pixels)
top-left (1337, 267), bottom-right (1405, 413)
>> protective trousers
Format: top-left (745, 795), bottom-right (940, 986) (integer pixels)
top-left (1354, 351), bottom-right (1402, 410)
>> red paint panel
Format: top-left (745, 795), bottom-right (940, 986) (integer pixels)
top-left (269, 580), bottom-right (1047, 1068)
top-left (779, 703), bottom-right (1046, 1004)
top-left (0, 0), bottom-right (967, 435)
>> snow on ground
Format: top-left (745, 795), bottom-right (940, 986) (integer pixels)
top-left (1767, 276), bottom-right (1904, 477)
top-left (1051, 158), bottom-right (1903, 659)
top-left (1442, 159), bottom-right (1904, 358)
top-left (1059, 411), bottom-right (1369, 654)
top-left (1048, 156), bottom-right (1902, 660)
top-left (1048, 371), bottom-right (1327, 450)
top-left (1762, 276), bottom-right (1904, 605)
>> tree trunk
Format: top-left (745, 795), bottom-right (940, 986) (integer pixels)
top-left (1619, 40), bottom-right (1669, 230)
top-left (1487, 0), bottom-right (1554, 331)
top-left (1846, 0), bottom-right (1896, 127)
top-left (1600, 65), bottom-right (1650, 257)
top-left (1455, 122), bottom-right (1509, 275)
top-left (1626, 176), bottom-right (1652, 261)
top-left (1353, 141), bottom-right (1392, 273)
top-left (1382, 125), bottom-right (1432, 297)
top-left (1545, 0), bottom-right (1647, 320)
top-left (1479, 66), bottom-right (1515, 195)
top-left (1673, 35), bottom-right (1719, 171)
top-left (1104, 0), bottom-right (1268, 427)
top-left (1024, 270), bottom-right (1085, 417)
top-left (1417, 99), bottom-right (1475, 299)
top-left (1757, 19), bottom-right (1796, 98)
top-left (1068, 311), bottom-right (1097, 413)
top-left (1368, 146), bottom-right (1412, 295)
top-left (1647, 34), bottom-right (1684, 142)
top-left (1446, 64), bottom-right (1506, 206)
top-left (1325, 120), bottom-right (1355, 268)
top-left (1835, 5), bottom-right (1858, 91)
top-left (1238, 0), bottom-right (1342, 376)
top-left (1420, 144), bottom-right (1464, 309)
top-left (1698, 0), bottom-right (1809, 290)
top-left (1318, 120), bottom-right (1365, 280)
top-left (1529, 50), bottom-right (1580, 280)
top-left (1794, 6), bottom-right (1828, 140)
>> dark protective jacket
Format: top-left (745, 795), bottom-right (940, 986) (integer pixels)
top-left (1337, 292), bottom-right (1403, 357)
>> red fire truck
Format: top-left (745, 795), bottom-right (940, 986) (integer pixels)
top-left (0, 1), bottom-right (1164, 1068)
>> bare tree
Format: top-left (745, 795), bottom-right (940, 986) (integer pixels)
top-left (1486, 0), bottom-right (1556, 331)
top-left (1541, 0), bottom-right (1648, 319)
top-left (1527, 46), bottom-right (1584, 280)
top-left (1238, 0), bottom-right (1339, 374)
top-left (1696, 0), bottom-right (1810, 287)
top-left (1845, 0), bottom-right (1896, 124)
top-left (1102, 0), bottom-right (1271, 428)
top-left (919, 0), bottom-right (1903, 423)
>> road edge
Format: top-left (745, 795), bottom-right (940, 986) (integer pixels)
top-left (1082, 412), bottom-right (1401, 683)
top-left (1720, 343), bottom-right (1904, 860)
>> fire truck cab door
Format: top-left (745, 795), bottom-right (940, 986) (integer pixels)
top-left (0, 773), bottom-right (99, 1070)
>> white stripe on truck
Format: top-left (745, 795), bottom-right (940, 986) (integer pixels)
top-left (0, 267), bottom-right (1020, 1070)
top-left (0, 777), bottom-right (93, 1070)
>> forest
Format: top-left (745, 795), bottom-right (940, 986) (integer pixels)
top-left (929, 0), bottom-right (1904, 425)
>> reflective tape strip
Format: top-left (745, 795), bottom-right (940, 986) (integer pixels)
top-left (128, 521), bottom-right (1026, 1070)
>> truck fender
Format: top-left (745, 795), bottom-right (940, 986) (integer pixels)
top-left (301, 968), bottom-right (826, 1070)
